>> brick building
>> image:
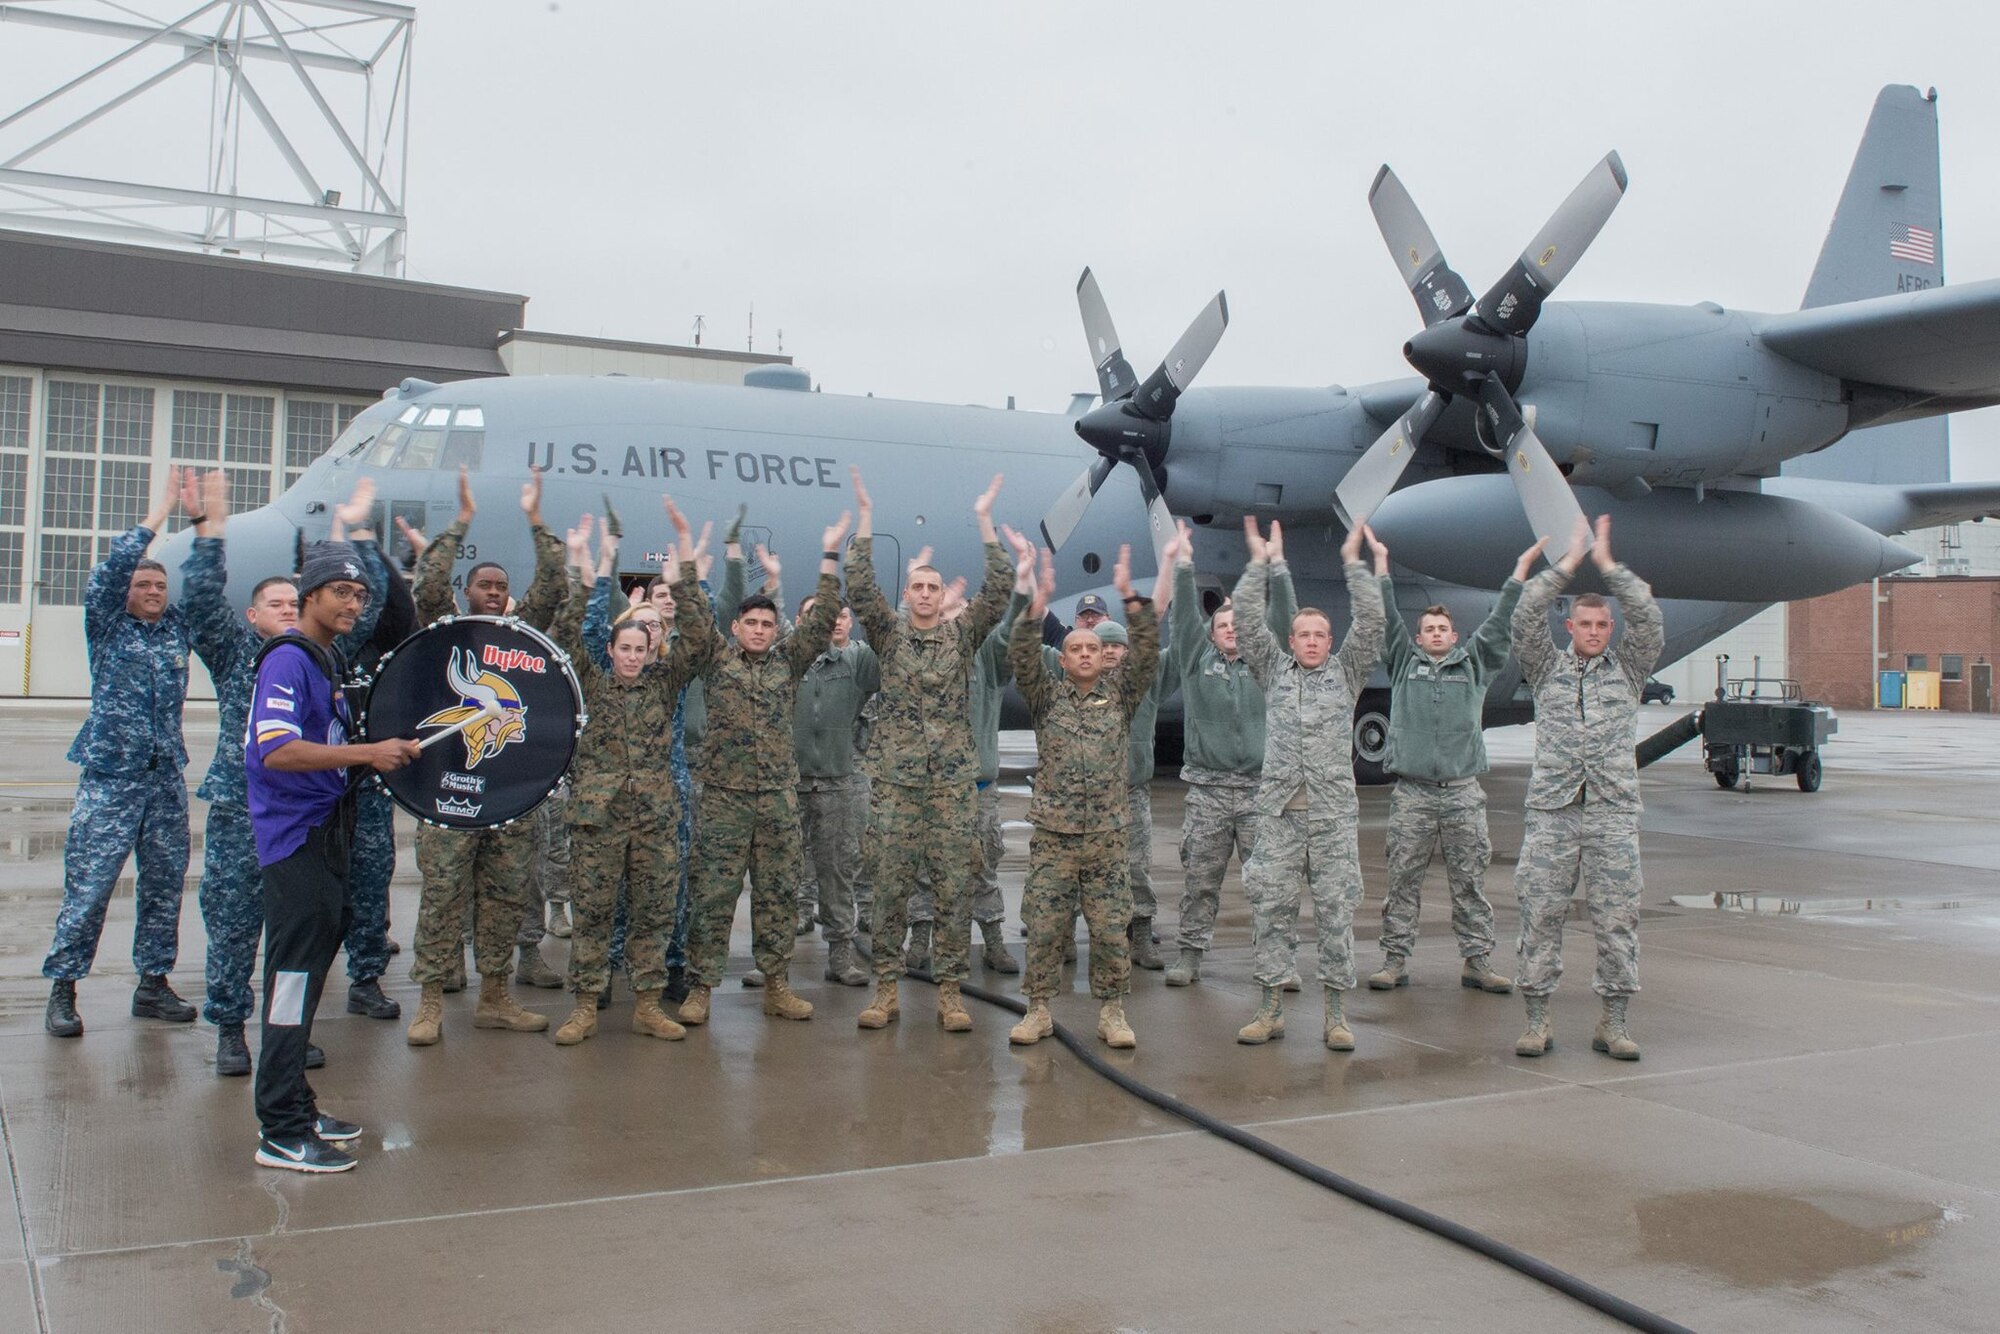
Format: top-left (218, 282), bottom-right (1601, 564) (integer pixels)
top-left (1788, 576), bottom-right (2000, 712)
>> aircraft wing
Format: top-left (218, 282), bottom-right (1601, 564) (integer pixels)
top-left (1757, 278), bottom-right (2000, 401)
top-left (1767, 476), bottom-right (2000, 535)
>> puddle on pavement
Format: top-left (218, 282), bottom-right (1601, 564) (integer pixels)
top-left (1637, 1188), bottom-right (1954, 1286)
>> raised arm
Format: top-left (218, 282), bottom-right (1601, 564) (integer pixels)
top-left (1008, 545), bottom-right (1054, 718)
top-left (1263, 521), bottom-right (1299, 638)
top-left (1515, 518), bottom-right (1587, 687)
top-left (979, 591), bottom-right (1030, 688)
top-left (844, 468), bottom-right (899, 653)
top-left (783, 510), bottom-right (850, 679)
top-left (1464, 538), bottom-right (1546, 674)
top-left (1118, 544), bottom-right (1162, 717)
top-left (1337, 557), bottom-right (1387, 697)
top-left (1166, 523), bottom-right (1205, 682)
top-left (1232, 517), bottom-right (1284, 685)
top-left (1590, 517), bottom-right (1663, 685)
top-left (88, 464), bottom-right (178, 647)
top-left (179, 469), bottom-right (245, 680)
top-left (511, 469), bottom-right (567, 631)
top-left (656, 499), bottom-right (717, 689)
top-left (963, 476), bottom-right (1012, 643)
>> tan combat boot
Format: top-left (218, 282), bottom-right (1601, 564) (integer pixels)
top-left (857, 979), bottom-right (899, 1029)
top-left (1009, 999), bottom-right (1053, 1045)
top-left (677, 984), bottom-right (712, 1026)
top-left (473, 975), bottom-right (549, 1032)
top-left (1367, 956), bottom-right (1409, 990)
top-left (1461, 955), bottom-right (1514, 994)
top-left (937, 980), bottom-right (973, 1032)
top-left (762, 974), bottom-right (814, 1021)
top-left (1515, 994), bottom-right (1553, 1057)
top-left (632, 989), bottom-right (687, 1040)
top-left (1097, 999), bottom-right (1137, 1049)
top-left (1593, 996), bottom-right (1641, 1061)
top-left (1236, 987), bottom-right (1285, 1044)
top-left (405, 983), bottom-right (444, 1047)
top-left (1323, 988), bottom-right (1355, 1052)
top-left (553, 994), bottom-right (598, 1046)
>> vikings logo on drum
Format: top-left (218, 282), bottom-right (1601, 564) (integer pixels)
top-left (417, 646), bottom-right (529, 768)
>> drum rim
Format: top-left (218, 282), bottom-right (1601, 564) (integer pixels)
top-left (358, 613), bottom-right (589, 829)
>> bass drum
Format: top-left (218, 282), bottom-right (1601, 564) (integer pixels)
top-left (358, 615), bottom-right (587, 829)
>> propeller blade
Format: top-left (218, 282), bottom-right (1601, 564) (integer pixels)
top-left (1477, 376), bottom-right (1592, 563)
top-left (1039, 455), bottom-right (1116, 552)
top-left (1076, 268), bottom-right (1140, 404)
top-left (1471, 151), bottom-right (1627, 337)
top-left (1131, 452), bottom-right (1177, 575)
top-left (1128, 290), bottom-right (1229, 422)
top-left (1368, 166), bottom-right (1474, 328)
top-left (1332, 391), bottom-right (1446, 529)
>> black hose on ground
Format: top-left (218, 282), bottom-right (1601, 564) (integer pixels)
top-left (1636, 709), bottom-right (1704, 769)
top-left (875, 946), bottom-right (1694, 1334)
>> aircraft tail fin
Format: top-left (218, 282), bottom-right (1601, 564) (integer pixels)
top-left (1802, 84), bottom-right (1941, 309)
top-left (1786, 85), bottom-right (1950, 484)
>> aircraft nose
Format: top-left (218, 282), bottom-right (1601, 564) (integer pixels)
top-left (160, 504), bottom-right (302, 604)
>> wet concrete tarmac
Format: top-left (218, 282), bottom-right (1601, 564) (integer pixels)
top-left (0, 703), bottom-right (1996, 1331)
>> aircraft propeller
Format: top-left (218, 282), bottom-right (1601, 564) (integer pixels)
top-left (1333, 153), bottom-right (1628, 561)
top-left (1039, 267), bottom-right (1227, 571)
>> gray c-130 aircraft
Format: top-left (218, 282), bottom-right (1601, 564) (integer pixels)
top-left (160, 83), bottom-right (2000, 778)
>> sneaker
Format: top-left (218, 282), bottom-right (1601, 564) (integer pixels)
top-left (346, 979), bottom-right (402, 1020)
top-left (313, 1112), bottom-right (363, 1143)
top-left (305, 1043), bottom-right (325, 1071)
top-left (255, 1135), bottom-right (356, 1174)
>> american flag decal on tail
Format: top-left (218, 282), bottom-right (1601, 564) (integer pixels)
top-left (1889, 223), bottom-right (1937, 265)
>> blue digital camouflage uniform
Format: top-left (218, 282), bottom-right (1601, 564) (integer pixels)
top-left (1235, 557), bottom-right (1385, 991)
top-left (183, 533), bottom-right (389, 1025)
top-left (44, 525), bottom-right (194, 983)
top-left (1511, 564), bottom-right (1665, 998)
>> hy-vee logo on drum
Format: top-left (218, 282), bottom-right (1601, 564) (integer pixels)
top-left (417, 646), bottom-right (529, 769)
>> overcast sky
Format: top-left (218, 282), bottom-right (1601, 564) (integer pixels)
top-left (11, 1), bottom-right (2000, 476)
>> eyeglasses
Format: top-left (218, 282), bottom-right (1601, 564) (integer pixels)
top-left (320, 583), bottom-right (372, 606)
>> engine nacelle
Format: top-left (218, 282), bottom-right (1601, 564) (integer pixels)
top-left (1369, 476), bottom-right (1920, 601)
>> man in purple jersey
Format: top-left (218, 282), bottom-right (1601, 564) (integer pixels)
top-left (245, 542), bottom-right (419, 1174)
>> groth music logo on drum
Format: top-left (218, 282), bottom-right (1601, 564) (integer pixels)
top-left (417, 646), bottom-right (529, 768)
top-left (440, 772), bottom-right (486, 795)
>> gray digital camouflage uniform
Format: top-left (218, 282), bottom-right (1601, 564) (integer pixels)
top-left (1235, 558), bottom-right (1385, 991)
top-left (1511, 563), bottom-right (1664, 998)
top-left (1165, 561), bottom-right (1297, 956)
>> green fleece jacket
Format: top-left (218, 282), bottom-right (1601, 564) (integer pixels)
top-left (1379, 576), bottom-right (1522, 782)
top-left (1165, 559), bottom-right (1296, 781)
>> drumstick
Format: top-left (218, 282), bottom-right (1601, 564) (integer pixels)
top-left (417, 701), bottom-right (503, 751)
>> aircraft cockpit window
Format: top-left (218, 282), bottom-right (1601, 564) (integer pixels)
top-left (397, 427), bottom-right (445, 470)
top-left (453, 406), bottom-right (485, 429)
top-left (397, 405), bottom-right (423, 424)
top-left (419, 405), bottom-right (452, 428)
top-left (439, 429), bottom-right (483, 471)
top-left (366, 422), bottom-right (408, 466)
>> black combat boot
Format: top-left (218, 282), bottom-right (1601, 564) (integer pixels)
top-left (216, 1023), bottom-right (251, 1077)
top-left (346, 978), bottom-right (402, 1020)
top-left (131, 975), bottom-right (196, 1023)
top-left (46, 980), bottom-right (82, 1038)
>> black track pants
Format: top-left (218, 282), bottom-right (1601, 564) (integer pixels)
top-left (254, 815), bottom-right (355, 1141)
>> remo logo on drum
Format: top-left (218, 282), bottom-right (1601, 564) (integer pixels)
top-left (417, 646), bottom-right (529, 769)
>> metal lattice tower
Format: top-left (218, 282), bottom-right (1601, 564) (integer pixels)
top-left (0, 0), bottom-right (414, 273)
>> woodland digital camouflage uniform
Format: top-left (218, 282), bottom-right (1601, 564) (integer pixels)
top-left (556, 563), bottom-right (712, 995)
top-left (1008, 600), bottom-right (1160, 1000)
top-left (407, 516), bottom-right (565, 987)
top-left (686, 571), bottom-right (839, 987)
top-left (846, 535), bottom-right (1012, 984)
top-left (1234, 557), bottom-right (1384, 991)
top-left (1511, 563), bottom-right (1664, 998)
